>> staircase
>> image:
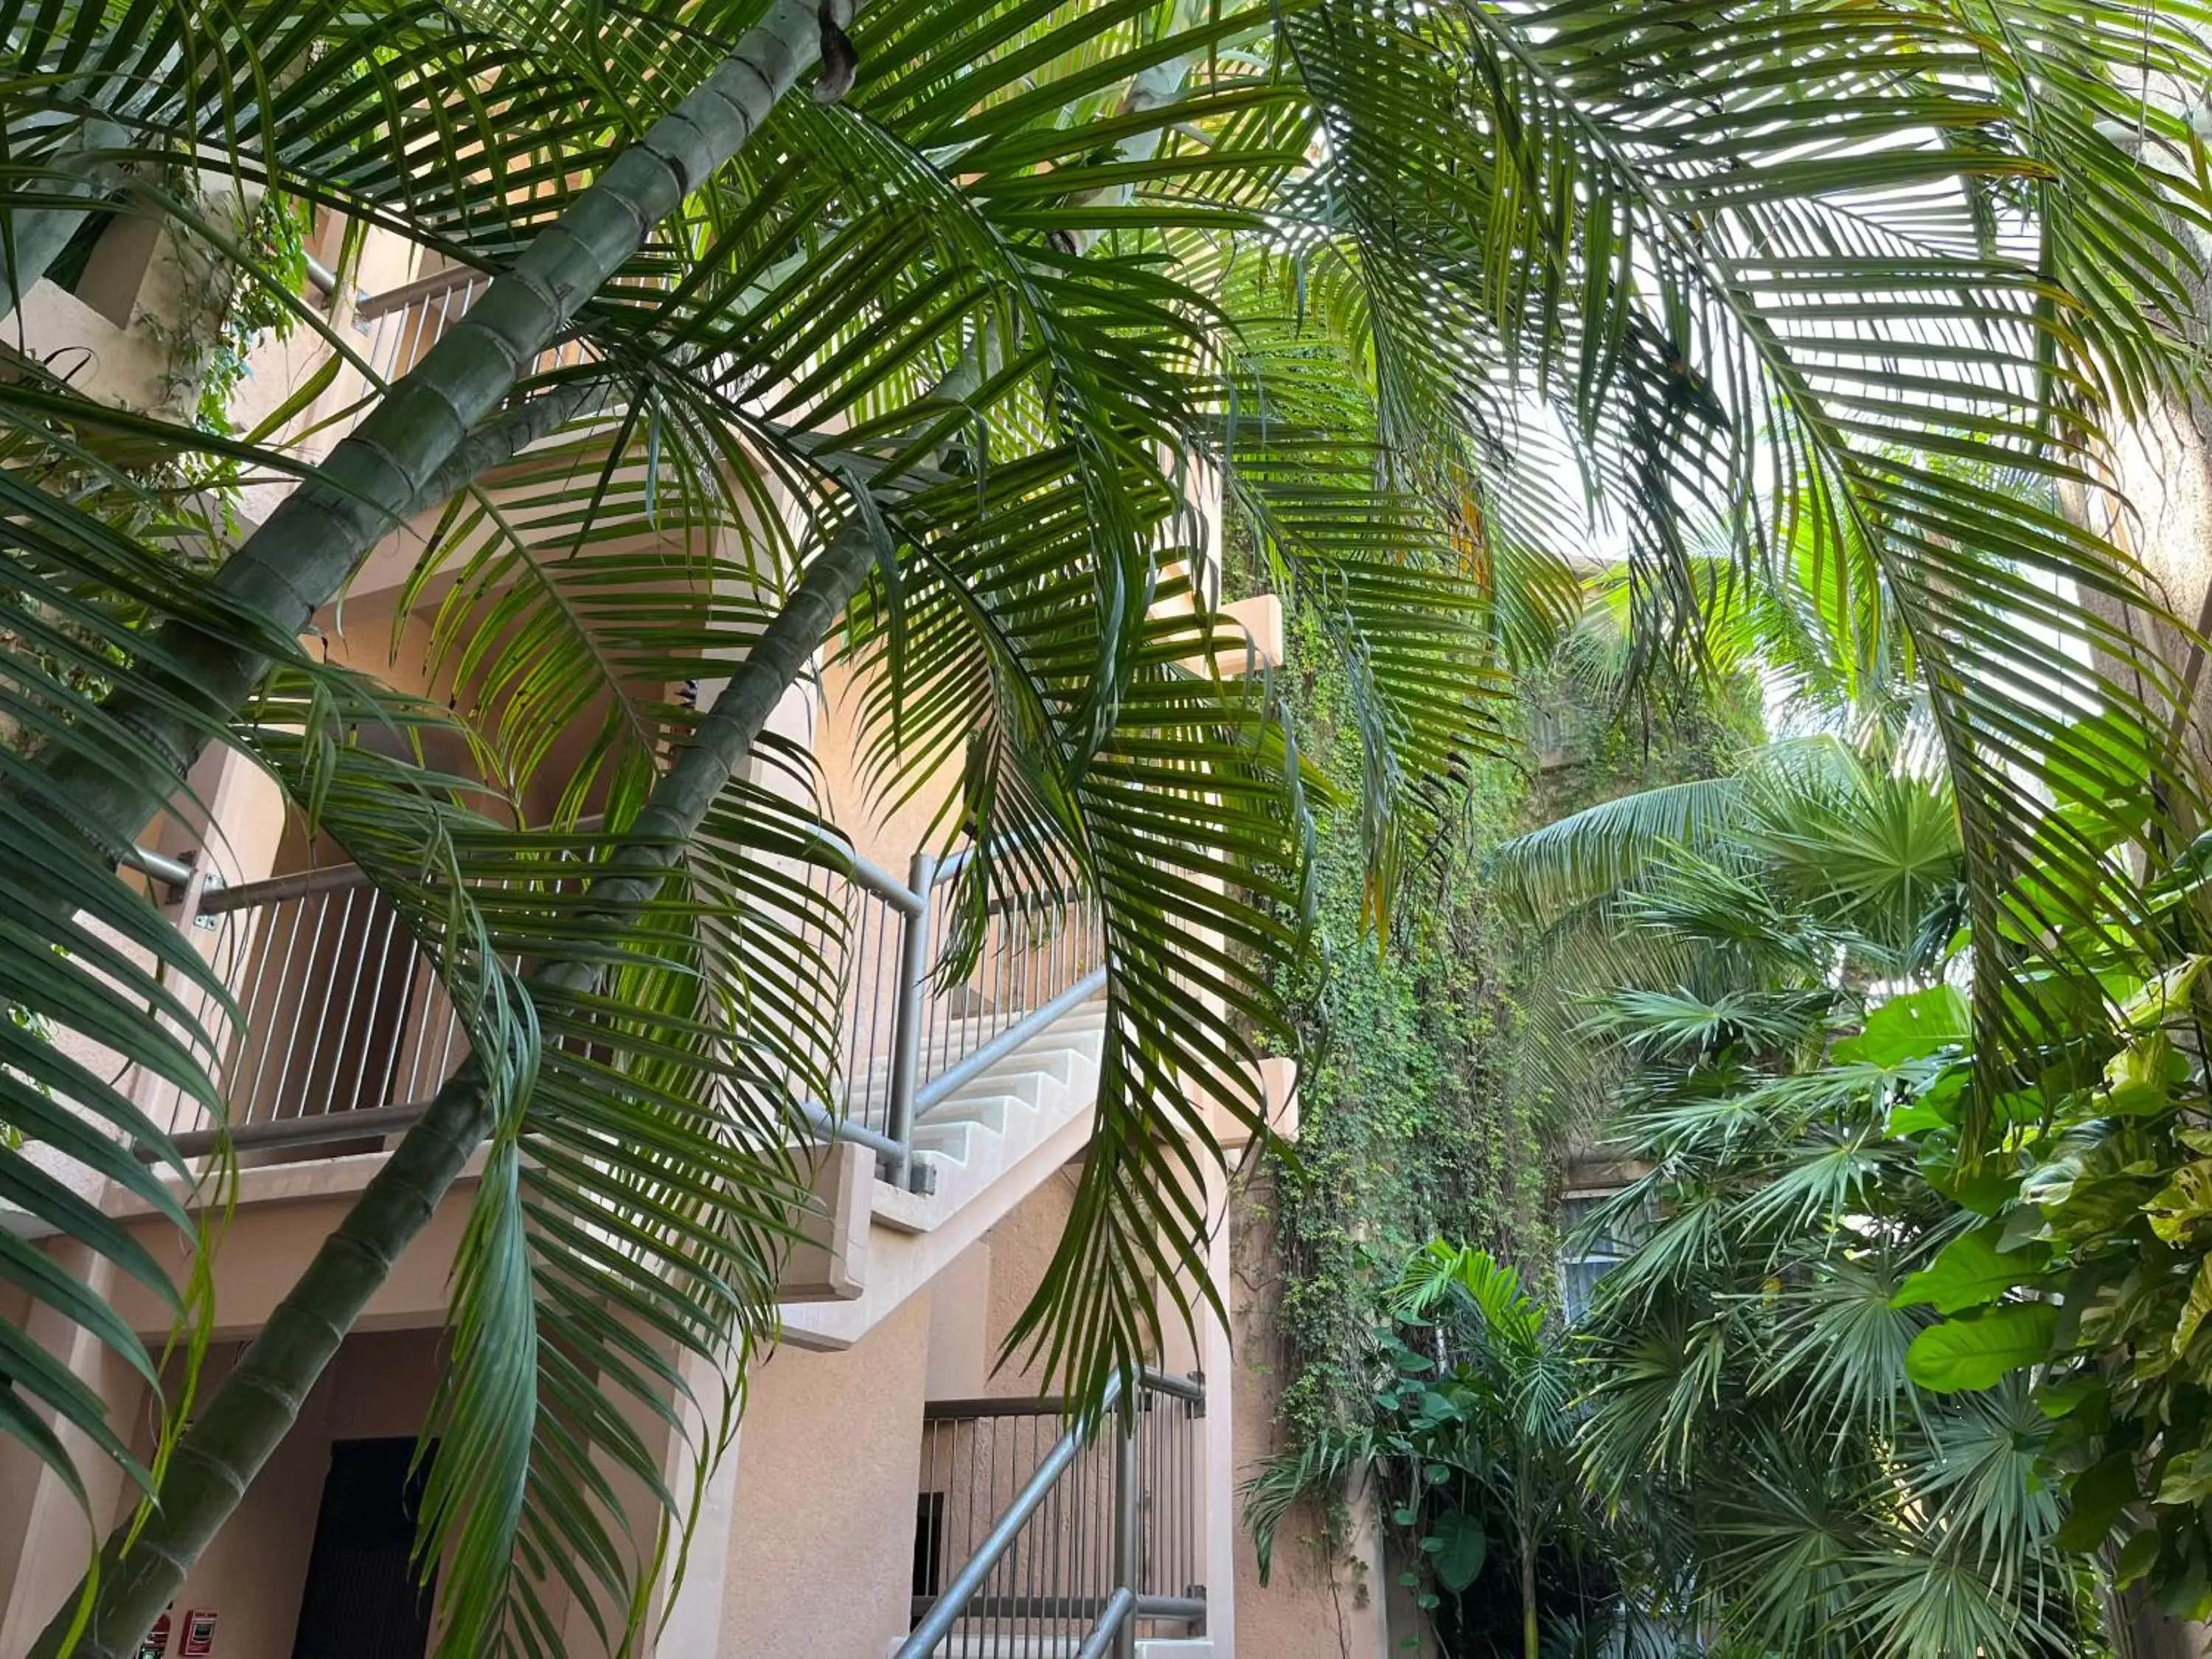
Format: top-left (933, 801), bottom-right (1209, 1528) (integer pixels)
top-left (907, 1001), bottom-right (1108, 1214)
top-left (779, 994), bottom-right (1109, 1349)
top-left (897, 1371), bottom-right (1208, 1659)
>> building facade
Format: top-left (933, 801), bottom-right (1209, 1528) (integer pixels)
top-left (0, 201), bottom-right (1411, 1659)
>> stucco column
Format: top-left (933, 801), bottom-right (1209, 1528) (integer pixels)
top-left (1197, 1155), bottom-right (1237, 1655)
top-left (0, 1245), bottom-right (145, 1656)
top-left (650, 1348), bottom-right (745, 1659)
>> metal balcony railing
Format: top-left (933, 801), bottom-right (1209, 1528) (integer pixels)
top-left (167, 866), bottom-right (477, 1156)
top-left (902, 1371), bottom-right (1206, 1659)
top-left (815, 840), bottom-right (1105, 1184)
top-left (147, 830), bottom-right (1105, 1178)
top-left (336, 265), bottom-right (597, 438)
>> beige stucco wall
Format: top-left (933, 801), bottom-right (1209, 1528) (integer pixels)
top-left (0, 1325), bottom-right (443, 1659)
top-left (1228, 1172), bottom-right (1386, 1659)
top-left (922, 1245), bottom-right (992, 1399)
top-left (978, 1161), bottom-right (1082, 1394)
top-left (808, 656), bottom-right (971, 877)
top-left (107, 1166), bottom-right (470, 1340)
top-left (142, 1329), bottom-right (442, 1659)
top-left (717, 1291), bottom-right (936, 1659)
top-left (0, 1246), bottom-right (147, 1658)
top-left (713, 1168), bottom-right (1077, 1658)
top-left (715, 1159), bottom-right (1210, 1656)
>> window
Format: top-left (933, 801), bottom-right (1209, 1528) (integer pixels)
top-left (1558, 1192), bottom-right (1641, 1324)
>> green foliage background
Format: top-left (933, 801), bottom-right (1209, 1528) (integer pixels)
top-left (1249, 595), bottom-right (1761, 1511)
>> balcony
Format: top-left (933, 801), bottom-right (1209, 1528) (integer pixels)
top-left (336, 262), bottom-right (599, 436)
top-left (146, 832), bottom-right (1105, 1180)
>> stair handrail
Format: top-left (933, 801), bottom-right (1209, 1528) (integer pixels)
top-left (898, 1371), bottom-right (1221, 1655)
top-left (837, 824), bottom-right (1105, 1191)
top-left (897, 1368), bottom-right (1126, 1658)
top-left (1075, 1589), bottom-right (1136, 1659)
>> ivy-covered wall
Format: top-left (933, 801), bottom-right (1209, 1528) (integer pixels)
top-left (1256, 602), bottom-right (1542, 1458)
top-left (1256, 605), bottom-right (1757, 1436)
top-left (1234, 596), bottom-right (1763, 1651)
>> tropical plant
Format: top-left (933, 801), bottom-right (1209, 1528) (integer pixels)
top-left (1394, 1243), bottom-right (1660, 1659)
top-left (1500, 732), bottom-right (1967, 1125)
top-left (1248, 1242), bottom-right (1666, 1659)
top-left (1509, 681), bottom-right (2212, 1643)
top-left (10, 0), bottom-right (2212, 1655)
top-left (1514, 742), bottom-right (2104, 1657)
top-left (1891, 850), bottom-right (2212, 1633)
top-left (1576, 984), bottom-right (2107, 1658)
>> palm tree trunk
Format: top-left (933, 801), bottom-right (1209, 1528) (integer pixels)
top-left (26, 515), bottom-right (877, 1659)
top-left (1520, 1537), bottom-right (1538, 1659)
top-left (2124, 1591), bottom-right (2211, 1659)
top-left (24, 0), bottom-right (839, 866)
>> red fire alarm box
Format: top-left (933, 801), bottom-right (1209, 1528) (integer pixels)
top-left (178, 1610), bottom-right (217, 1657)
top-left (137, 1607), bottom-right (172, 1659)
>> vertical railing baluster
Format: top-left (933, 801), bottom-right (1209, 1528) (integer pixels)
top-left (352, 901), bottom-right (403, 1109)
top-left (226, 895), bottom-right (285, 1126)
top-left (1114, 1394), bottom-right (1139, 1659)
top-left (1188, 1393), bottom-right (1200, 1604)
top-left (291, 885), bottom-right (357, 1121)
top-left (242, 895), bottom-right (303, 1123)
top-left (397, 946), bottom-right (432, 1104)
top-left (985, 1414), bottom-right (1001, 1654)
top-left (866, 888), bottom-right (889, 1130)
top-left (1020, 1413), bottom-right (1038, 1644)
top-left (1144, 1388), bottom-right (1158, 1612)
top-left (263, 890), bottom-right (330, 1124)
top-left (429, 945), bottom-right (466, 1086)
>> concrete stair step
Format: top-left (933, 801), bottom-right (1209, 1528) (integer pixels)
top-left (911, 1120), bottom-right (979, 1164)
top-left (919, 1091), bottom-right (1025, 1134)
top-left (969, 1037), bottom-right (1099, 1092)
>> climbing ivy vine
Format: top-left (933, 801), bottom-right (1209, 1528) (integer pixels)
top-left (1243, 595), bottom-right (1763, 1632)
top-left (1253, 602), bottom-right (1537, 1464)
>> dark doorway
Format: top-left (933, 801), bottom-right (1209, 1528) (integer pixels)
top-left (913, 1491), bottom-right (947, 1601)
top-left (288, 1437), bottom-right (435, 1659)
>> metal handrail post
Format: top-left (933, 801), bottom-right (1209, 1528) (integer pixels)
top-left (884, 850), bottom-right (936, 1189)
top-left (1079, 1589), bottom-right (1137, 1659)
top-left (1113, 1392), bottom-right (1140, 1659)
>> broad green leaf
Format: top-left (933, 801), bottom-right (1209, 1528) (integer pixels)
top-left (2117, 1531), bottom-right (2161, 1589)
top-left (2039, 1372), bottom-right (2107, 1419)
top-left (1430, 1509), bottom-right (1487, 1594)
top-left (1888, 1066), bottom-right (1969, 1137)
top-left (1892, 1226), bottom-right (2050, 1315)
top-left (2157, 1447), bottom-right (2212, 1508)
top-left (2057, 1453), bottom-right (2140, 1552)
top-left (2121, 956), bottom-right (2212, 1033)
top-left (1905, 1304), bottom-right (2059, 1393)
top-left (2176, 1259), bottom-right (2212, 1358)
top-left (2104, 1034), bottom-right (2188, 1117)
top-left (2041, 709), bottom-right (2159, 846)
top-left (2147, 1162), bottom-right (2212, 1245)
top-left (1920, 1145), bottom-right (2022, 1217)
top-left (1834, 984), bottom-right (1969, 1067)
top-left (1887, 1101), bottom-right (1952, 1136)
